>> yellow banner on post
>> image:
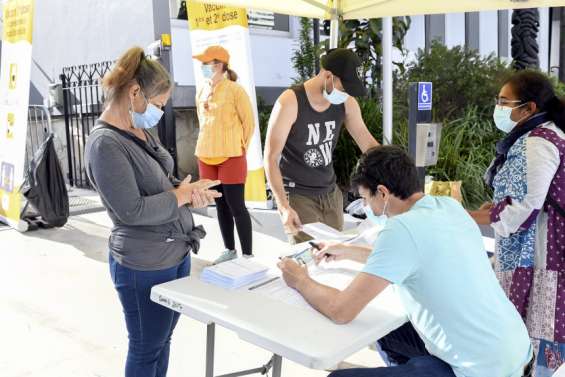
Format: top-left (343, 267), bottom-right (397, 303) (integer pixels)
top-left (188, 1), bottom-right (269, 208)
top-left (188, 3), bottom-right (248, 31)
top-left (0, 0), bottom-right (35, 231)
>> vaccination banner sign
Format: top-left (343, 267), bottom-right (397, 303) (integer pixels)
top-left (0, 0), bottom-right (34, 230)
top-left (187, 1), bottom-right (269, 208)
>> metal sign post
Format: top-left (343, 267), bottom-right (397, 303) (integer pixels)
top-left (408, 82), bottom-right (434, 190)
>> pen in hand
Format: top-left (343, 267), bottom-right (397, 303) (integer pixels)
top-left (309, 241), bottom-right (332, 260)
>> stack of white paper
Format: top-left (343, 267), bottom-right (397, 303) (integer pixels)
top-left (201, 258), bottom-right (269, 289)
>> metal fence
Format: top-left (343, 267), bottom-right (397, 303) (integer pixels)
top-left (60, 61), bottom-right (112, 188)
top-left (25, 105), bottom-right (52, 173)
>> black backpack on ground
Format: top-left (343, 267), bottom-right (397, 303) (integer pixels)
top-left (21, 134), bottom-right (69, 228)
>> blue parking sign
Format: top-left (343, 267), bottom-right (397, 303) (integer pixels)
top-left (418, 82), bottom-right (432, 111)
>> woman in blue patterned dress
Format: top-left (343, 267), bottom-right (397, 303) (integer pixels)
top-left (471, 71), bottom-right (565, 377)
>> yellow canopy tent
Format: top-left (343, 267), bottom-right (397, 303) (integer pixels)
top-left (192, 0), bottom-right (564, 143)
top-left (191, 0), bottom-right (564, 20)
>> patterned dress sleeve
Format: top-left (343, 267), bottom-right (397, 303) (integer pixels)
top-left (491, 135), bottom-right (560, 238)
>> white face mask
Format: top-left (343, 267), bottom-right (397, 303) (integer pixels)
top-left (323, 76), bottom-right (349, 105)
top-left (364, 195), bottom-right (389, 228)
top-left (493, 103), bottom-right (528, 133)
top-left (201, 63), bottom-right (218, 80)
top-left (131, 92), bottom-right (164, 129)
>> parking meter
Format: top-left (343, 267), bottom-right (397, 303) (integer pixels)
top-left (408, 82), bottom-right (442, 190)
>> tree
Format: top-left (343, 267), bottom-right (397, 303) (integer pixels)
top-left (511, 8), bottom-right (540, 70)
top-left (291, 16), bottom-right (411, 96)
top-left (322, 17), bottom-right (411, 98)
top-left (291, 18), bottom-right (318, 83)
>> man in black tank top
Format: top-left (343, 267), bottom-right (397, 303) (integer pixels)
top-left (264, 48), bottom-right (379, 243)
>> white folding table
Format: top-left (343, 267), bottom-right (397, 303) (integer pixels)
top-left (150, 240), bottom-right (407, 377)
top-left (151, 234), bottom-right (495, 377)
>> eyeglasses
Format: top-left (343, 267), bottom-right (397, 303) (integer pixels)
top-left (494, 97), bottom-right (522, 107)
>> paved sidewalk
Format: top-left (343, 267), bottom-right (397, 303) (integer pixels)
top-left (0, 208), bottom-right (381, 377)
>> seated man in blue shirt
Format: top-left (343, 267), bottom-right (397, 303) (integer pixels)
top-left (278, 145), bottom-right (533, 377)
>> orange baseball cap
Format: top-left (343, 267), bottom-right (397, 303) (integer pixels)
top-left (193, 45), bottom-right (230, 64)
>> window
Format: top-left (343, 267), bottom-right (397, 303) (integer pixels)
top-left (248, 10), bottom-right (290, 32)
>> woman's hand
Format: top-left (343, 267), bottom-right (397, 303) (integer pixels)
top-left (190, 186), bottom-right (222, 208)
top-left (468, 202), bottom-right (493, 225)
top-left (479, 202), bottom-right (494, 211)
top-left (173, 175), bottom-right (221, 207)
top-left (313, 240), bottom-right (349, 265)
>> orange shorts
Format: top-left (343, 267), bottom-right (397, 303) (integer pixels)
top-left (198, 155), bottom-right (247, 184)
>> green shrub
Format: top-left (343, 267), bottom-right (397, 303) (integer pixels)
top-left (398, 42), bottom-right (511, 121)
top-left (291, 18), bottom-right (319, 83)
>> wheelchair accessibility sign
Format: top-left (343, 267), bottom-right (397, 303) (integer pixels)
top-left (418, 82), bottom-right (432, 111)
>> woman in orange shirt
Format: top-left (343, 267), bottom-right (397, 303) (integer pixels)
top-left (193, 46), bottom-right (255, 264)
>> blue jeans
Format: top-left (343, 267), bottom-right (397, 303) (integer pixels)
top-left (328, 323), bottom-right (456, 377)
top-left (110, 254), bottom-right (190, 377)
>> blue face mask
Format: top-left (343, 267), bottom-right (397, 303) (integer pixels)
top-left (201, 64), bottom-right (215, 79)
top-left (131, 93), bottom-right (164, 129)
top-left (323, 76), bottom-right (349, 105)
top-left (493, 104), bottom-right (527, 133)
top-left (364, 198), bottom-right (388, 228)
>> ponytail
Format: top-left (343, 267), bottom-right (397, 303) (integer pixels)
top-left (102, 47), bottom-right (144, 102)
top-left (219, 62), bottom-right (237, 82)
top-left (102, 46), bottom-right (172, 105)
top-left (226, 68), bottom-right (238, 82)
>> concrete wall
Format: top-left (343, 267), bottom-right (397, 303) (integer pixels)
top-left (28, 2), bottom-right (298, 108)
top-left (174, 109), bottom-right (200, 180)
top-left (30, 0), bottom-right (156, 106)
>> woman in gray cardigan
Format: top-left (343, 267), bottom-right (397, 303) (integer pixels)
top-left (85, 46), bottom-right (220, 377)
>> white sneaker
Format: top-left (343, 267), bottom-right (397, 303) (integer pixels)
top-left (213, 249), bottom-right (237, 265)
top-left (242, 254), bottom-right (254, 259)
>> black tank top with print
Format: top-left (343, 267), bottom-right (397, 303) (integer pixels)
top-left (279, 84), bottom-right (346, 196)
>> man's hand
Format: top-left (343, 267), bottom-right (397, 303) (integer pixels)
top-left (277, 258), bottom-right (310, 289)
top-left (279, 206), bottom-right (303, 235)
top-left (313, 240), bottom-right (348, 265)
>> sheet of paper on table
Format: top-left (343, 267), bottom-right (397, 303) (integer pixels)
top-left (303, 221), bottom-right (382, 246)
top-left (302, 223), bottom-right (355, 242)
top-left (251, 265), bottom-right (358, 313)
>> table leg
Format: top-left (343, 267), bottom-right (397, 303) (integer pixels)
top-left (272, 355), bottom-right (282, 377)
top-left (206, 323), bottom-right (215, 377)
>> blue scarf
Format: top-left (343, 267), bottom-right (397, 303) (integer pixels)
top-left (485, 112), bottom-right (549, 188)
